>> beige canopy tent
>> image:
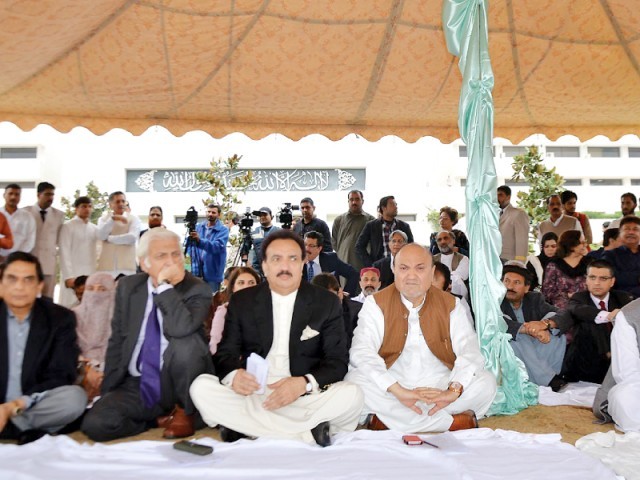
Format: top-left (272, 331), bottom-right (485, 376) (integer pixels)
top-left (1, 0), bottom-right (639, 142)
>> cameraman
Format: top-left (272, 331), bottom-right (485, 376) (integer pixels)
top-left (189, 204), bottom-right (229, 292)
top-left (250, 207), bottom-right (280, 276)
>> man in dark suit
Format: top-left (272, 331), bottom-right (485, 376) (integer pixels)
top-left (372, 229), bottom-right (408, 289)
top-left (82, 229), bottom-right (213, 442)
top-left (556, 259), bottom-right (633, 383)
top-left (190, 229), bottom-right (363, 447)
top-left (0, 252), bottom-right (86, 445)
top-left (302, 231), bottom-right (358, 296)
top-left (500, 263), bottom-right (567, 391)
top-left (355, 195), bottom-right (414, 266)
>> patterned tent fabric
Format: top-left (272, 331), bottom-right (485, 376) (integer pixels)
top-left (1, 0), bottom-right (639, 141)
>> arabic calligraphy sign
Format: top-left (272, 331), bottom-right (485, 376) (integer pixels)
top-left (126, 168), bottom-right (365, 193)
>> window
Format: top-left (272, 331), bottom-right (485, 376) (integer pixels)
top-left (629, 148), bottom-right (640, 158)
top-left (460, 179), bottom-right (466, 187)
top-left (459, 145), bottom-right (495, 157)
top-left (546, 146), bottom-right (580, 158)
top-left (587, 147), bottom-right (620, 158)
top-left (0, 181), bottom-right (36, 189)
top-left (589, 179), bottom-right (623, 186)
top-left (502, 146), bottom-right (527, 158)
top-left (631, 179), bottom-right (640, 186)
top-left (563, 179), bottom-right (582, 186)
top-left (0, 147), bottom-right (37, 158)
top-left (505, 180), bottom-right (531, 187)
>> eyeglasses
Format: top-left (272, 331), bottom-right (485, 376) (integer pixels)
top-left (587, 275), bottom-right (613, 282)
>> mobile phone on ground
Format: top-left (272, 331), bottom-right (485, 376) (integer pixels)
top-left (402, 435), bottom-right (424, 446)
top-left (173, 440), bottom-right (214, 456)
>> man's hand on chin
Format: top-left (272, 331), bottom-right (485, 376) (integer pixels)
top-left (231, 369), bottom-right (261, 396)
top-left (263, 377), bottom-right (306, 411)
top-left (157, 264), bottom-right (185, 286)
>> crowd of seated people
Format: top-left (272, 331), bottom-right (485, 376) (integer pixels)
top-left (2, 185), bottom-right (639, 448)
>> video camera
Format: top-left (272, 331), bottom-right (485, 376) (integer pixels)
top-left (276, 203), bottom-right (299, 229)
top-left (183, 206), bottom-right (199, 233)
top-left (239, 207), bottom-right (257, 234)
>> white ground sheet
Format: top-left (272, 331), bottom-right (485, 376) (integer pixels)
top-left (0, 428), bottom-right (619, 480)
top-left (576, 431), bottom-right (640, 480)
top-left (538, 381), bottom-right (599, 407)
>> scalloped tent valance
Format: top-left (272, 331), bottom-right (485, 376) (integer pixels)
top-left (1, 0), bottom-right (639, 142)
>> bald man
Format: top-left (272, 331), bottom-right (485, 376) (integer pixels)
top-left (346, 243), bottom-right (496, 433)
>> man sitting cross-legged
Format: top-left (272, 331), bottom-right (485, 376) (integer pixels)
top-left (593, 298), bottom-right (640, 433)
top-left (190, 229), bottom-right (363, 447)
top-left (346, 243), bottom-right (496, 432)
top-left (82, 228), bottom-right (214, 442)
top-left (500, 262), bottom-right (567, 391)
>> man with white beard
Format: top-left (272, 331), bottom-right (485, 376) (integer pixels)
top-left (433, 231), bottom-right (469, 300)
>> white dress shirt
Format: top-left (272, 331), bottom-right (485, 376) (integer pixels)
top-left (0, 206), bottom-right (36, 256)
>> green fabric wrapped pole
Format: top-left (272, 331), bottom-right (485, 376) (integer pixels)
top-left (442, 0), bottom-right (538, 414)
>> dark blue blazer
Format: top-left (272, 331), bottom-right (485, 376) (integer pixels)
top-left (303, 252), bottom-right (359, 296)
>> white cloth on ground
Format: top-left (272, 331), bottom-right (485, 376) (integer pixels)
top-left (576, 430), bottom-right (640, 480)
top-left (538, 381), bottom-right (600, 407)
top-left (0, 429), bottom-right (619, 480)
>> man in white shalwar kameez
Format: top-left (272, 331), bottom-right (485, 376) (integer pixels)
top-left (593, 298), bottom-right (640, 432)
top-left (97, 192), bottom-right (141, 277)
top-left (58, 197), bottom-right (98, 307)
top-left (346, 243), bottom-right (496, 432)
top-left (190, 230), bottom-right (363, 447)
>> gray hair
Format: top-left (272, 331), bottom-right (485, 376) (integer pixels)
top-left (137, 228), bottom-right (183, 267)
top-left (436, 230), bottom-right (455, 241)
top-left (390, 230), bottom-right (408, 242)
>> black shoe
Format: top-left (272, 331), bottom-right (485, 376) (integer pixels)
top-left (311, 421), bottom-right (331, 447)
top-left (17, 429), bottom-right (46, 445)
top-left (219, 425), bottom-right (247, 443)
top-left (549, 375), bottom-right (568, 393)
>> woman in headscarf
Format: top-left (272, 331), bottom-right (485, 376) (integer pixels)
top-left (526, 231), bottom-right (558, 291)
top-left (73, 272), bottom-right (116, 400)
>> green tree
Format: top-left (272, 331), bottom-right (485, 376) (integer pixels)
top-left (60, 181), bottom-right (110, 223)
top-left (195, 154), bottom-right (254, 268)
top-left (195, 154), bottom-right (254, 221)
top-left (510, 145), bottom-right (565, 240)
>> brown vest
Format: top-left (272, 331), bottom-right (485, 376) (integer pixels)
top-left (374, 284), bottom-right (457, 370)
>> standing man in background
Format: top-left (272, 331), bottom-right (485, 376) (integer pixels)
top-left (189, 204), bottom-right (229, 292)
top-left (24, 182), bottom-right (64, 298)
top-left (97, 191), bottom-right (141, 278)
top-left (0, 184), bottom-right (35, 262)
top-left (58, 197), bottom-right (98, 307)
top-left (332, 190), bottom-right (375, 276)
top-left (497, 185), bottom-right (530, 262)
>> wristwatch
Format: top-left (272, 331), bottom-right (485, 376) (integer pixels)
top-left (302, 375), bottom-right (313, 396)
top-left (448, 381), bottom-right (464, 396)
top-left (542, 319), bottom-right (552, 331)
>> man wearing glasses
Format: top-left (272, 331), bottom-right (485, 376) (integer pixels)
top-left (302, 231), bottom-right (358, 297)
top-left (556, 260), bottom-right (633, 384)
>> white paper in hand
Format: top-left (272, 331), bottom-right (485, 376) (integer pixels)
top-left (247, 352), bottom-right (269, 394)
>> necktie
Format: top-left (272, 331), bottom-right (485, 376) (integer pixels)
top-left (40, 209), bottom-right (47, 222)
top-left (138, 295), bottom-right (161, 408)
top-left (307, 261), bottom-right (315, 282)
top-left (599, 300), bottom-right (613, 332)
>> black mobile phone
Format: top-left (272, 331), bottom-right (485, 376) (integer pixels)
top-left (173, 440), bottom-right (214, 456)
